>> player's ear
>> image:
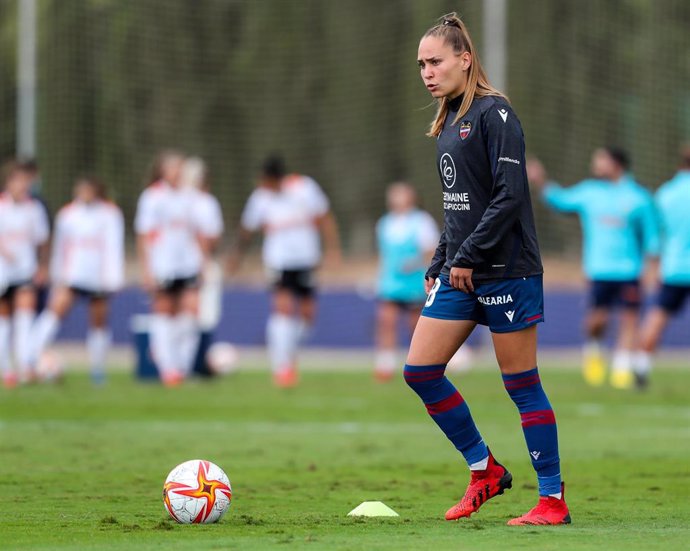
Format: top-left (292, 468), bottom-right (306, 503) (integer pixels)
top-left (460, 51), bottom-right (471, 71)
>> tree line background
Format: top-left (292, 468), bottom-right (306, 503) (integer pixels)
top-left (0, 0), bottom-right (688, 256)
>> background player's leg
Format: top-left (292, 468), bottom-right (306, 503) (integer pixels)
top-left (13, 288), bottom-right (37, 383)
top-left (635, 307), bottom-right (669, 389)
top-left (267, 288), bottom-right (299, 386)
top-left (87, 297), bottom-right (111, 385)
top-left (492, 326), bottom-right (562, 498)
top-left (176, 288), bottom-right (200, 377)
top-left (374, 300), bottom-right (399, 381)
top-left (0, 299), bottom-right (14, 387)
top-left (583, 307), bottom-right (608, 386)
top-left (31, 286), bottom-right (74, 369)
top-left (610, 307), bottom-right (639, 389)
top-left (149, 292), bottom-right (181, 385)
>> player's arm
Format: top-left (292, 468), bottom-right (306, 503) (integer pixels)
top-left (48, 211), bottom-right (66, 285)
top-left (134, 192), bottom-right (156, 291)
top-left (526, 157), bottom-right (586, 213)
top-left (34, 205), bottom-right (51, 285)
top-left (639, 192), bottom-right (661, 288)
top-left (316, 210), bottom-right (342, 267)
top-left (450, 105), bottom-right (528, 290)
top-left (104, 207), bottom-right (126, 292)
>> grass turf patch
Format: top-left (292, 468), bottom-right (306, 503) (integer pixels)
top-left (0, 362), bottom-right (688, 550)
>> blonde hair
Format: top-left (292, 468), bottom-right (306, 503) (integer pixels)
top-left (423, 13), bottom-right (507, 137)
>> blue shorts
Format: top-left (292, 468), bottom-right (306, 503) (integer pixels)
top-left (422, 274), bottom-right (544, 333)
top-left (657, 284), bottom-right (690, 314)
top-left (590, 280), bottom-right (641, 309)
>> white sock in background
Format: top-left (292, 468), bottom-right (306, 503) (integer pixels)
top-left (375, 349), bottom-right (397, 375)
top-left (0, 316), bottom-right (12, 377)
top-left (584, 339), bottom-right (603, 357)
top-left (13, 309), bottom-right (35, 379)
top-left (632, 351), bottom-right (652, 376)
top-left (149, 314), bottom-right (178, 377)
top-left (31, 310), bottom-right (61, 365)
top-left (87, 328), bottom-right (111, 381)
top-left (611, 349), bottom-right (633, 373)
top-left (295, 318), bottom-right (312, 344)
top-left (176, 313), bottom-right (200, 376)
top-left (266, 313), bottom-right (299, 373)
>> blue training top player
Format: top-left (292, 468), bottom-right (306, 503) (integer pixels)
top-left (528, 148), bottom-right (659, 389)
top-left (374, 182), bottom-right (439, 382)
top-left (408, 13), bottom-right (570, 525)
top-left (637, 145), bottom-right (690, 387)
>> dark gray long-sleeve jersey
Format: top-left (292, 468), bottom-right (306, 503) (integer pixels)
top-left (425, 94), bottom-right (543, 282)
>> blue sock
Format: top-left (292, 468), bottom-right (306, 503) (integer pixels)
top-left (404, 364), bottom-right (488, 466)
top-left (502, 367), bottom-right (561, 496)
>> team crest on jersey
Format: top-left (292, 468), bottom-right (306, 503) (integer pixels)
top-left (459, 121), bottom-right (472, 140)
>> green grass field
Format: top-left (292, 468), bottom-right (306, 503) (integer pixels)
top-left (1, 360), bottom-right (688, 550)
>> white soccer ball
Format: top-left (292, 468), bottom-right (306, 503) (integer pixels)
top-left (206, 342), bottom-right (239, 375)
top-left (163, 459), bottom-right (232, 524)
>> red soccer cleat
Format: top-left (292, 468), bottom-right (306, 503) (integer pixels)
top-left (445, 450), bottom-right (513, 520)
top-left (274, 366), bottom-right (299, 388)
top-left (507, 482), bottom-right (571, 526)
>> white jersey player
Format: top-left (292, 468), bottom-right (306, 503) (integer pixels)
top-left (230, 155), bottom-right (341, 387)
top-left (31, 177), bottom-right (124, 384)
top-left (0, 161), bottom-right (50, 387)
top-left (135, 151), bottom-right (213, 385)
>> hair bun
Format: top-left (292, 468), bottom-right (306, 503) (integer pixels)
top-left (440, 12), bottom-right (461, 27)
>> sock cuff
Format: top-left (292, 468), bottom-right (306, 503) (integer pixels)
top-left (403, 363), bottom-right (447, 382)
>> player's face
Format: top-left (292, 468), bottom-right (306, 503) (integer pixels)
top-left (591, 149), bottom-right (619, 181)
top-left (418, 36), bottom-right (471, 99)
top-left (387, 186), bottom-right (415, 213)
top-left (5, 170), bottom-right (32, 199)
top-left (259, 175), bottom-right (281, 191)
top-left (74, 180), bottom-right (97, 203)
top-left (163, 156), bottom-right (185, 186)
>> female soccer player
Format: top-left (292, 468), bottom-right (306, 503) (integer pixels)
top-left (30, 177), bottom-right (124, 384)
top-left (406, 14), bottom-right (570, 525)
top-left (230, 155), bottom-right (340, 387)
top-left (528, 148), bottom-right (659, 389)
top-left (135, 151), bottom-right (212, 386)
top-left (374, 182), bottom-right (439, 382)
top-left (0, 161), bottom-right (50, 387)
top-left (636, 145), bottom-right (690, 387)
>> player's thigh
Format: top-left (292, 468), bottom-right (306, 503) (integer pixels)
top-left (49, 286), bottom-right (76, 318)
top-left (88, 297), bottom-right (110, 328)
top-left (491, 325), bottom-right (537, 375)
top-left (296, 295), bottom-right (316, 323)
top-left (13, 287), bottom-right (36, 311)
top-left (0, 297), bottom-right (11, 316)
top-left (377, 301), bottom-right (398, 328)
top-left (272, 287), bottom-right (295, 316)
top-left (151, 290), bottom-right (176, 315)
top-left (406, 316), bottom-right (476, 365)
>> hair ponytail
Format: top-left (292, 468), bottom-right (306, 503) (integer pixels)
top-left (423, 13), bottom-right (507, 137)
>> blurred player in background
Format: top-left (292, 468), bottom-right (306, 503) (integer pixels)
top-left (407, 14), bottom-right (569, 525)
top-left (135, 151), bottom-right (213, 386)
top-left (0, 161), bottom-right (50, 387)
top-left (180, 157), bottom-right (225, 334)
top-left (636, 145), bottom-right (690, 387)
top-left (374, 182), bottom-right (439, 382)
top-left (30, 177), bottom-right (124, 384)
top-left (230, 155), bottom-right (341, 387)
top-left (528, 147), bottom-right (659, 389)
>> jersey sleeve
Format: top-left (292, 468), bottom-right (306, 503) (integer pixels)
top-left (134, 190), bottom-right (157, 235)
top-left (303, 177), bottom-right (330, 217)
top-left (542, 181), bottom-right (590, 213)
top-left (197, 195), bottom-right (224, 238)
top-left (417, 212), bottom-right (440, 252)
top-left (102, 206), bottom-right (125, 291)
top-left (33, 202), bottom-right (50, 245)
top-left (452, 103), bottom-right (529, 268)
top-left (240, 191), bottom-right (265, 232)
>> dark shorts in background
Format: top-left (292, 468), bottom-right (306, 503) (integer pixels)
top-left (157, 275), bottom-right (200, 295)
top-left (69, 287), bottom-right (111, 300)
top-left (657, 283), bottom-right (690, 314)
top-left (379, 297), bottom-right (425, 311)
top-left (269, 269), bottom-right (316, 298)
top-left (421, 274), bottom-right (544, 333)
top-left (590, 279), bottom-right (641, 309)
top-left (0, 280), bottom-right (34, 301)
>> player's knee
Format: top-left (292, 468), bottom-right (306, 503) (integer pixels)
top-left (403, 364), bottom-right (446, 392)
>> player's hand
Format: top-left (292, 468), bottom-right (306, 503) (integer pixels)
top-left (526, 157), bottom-right (548, 189)
top-left (449, 267), bottom-right (474, 293)
top-left (424, 276), bottom-right (436, 294)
